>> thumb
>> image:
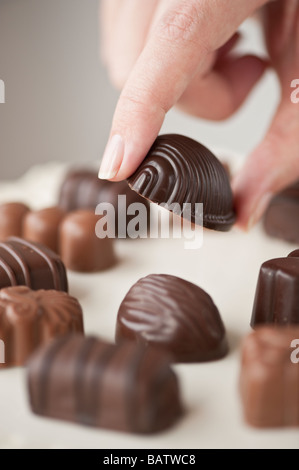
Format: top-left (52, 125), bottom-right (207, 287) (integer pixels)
top-left (232, 99), bottom-right (299, 230)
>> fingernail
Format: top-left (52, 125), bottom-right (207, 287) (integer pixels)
top-left (98, 134), bottom-right (124, 180)
top-left (247, 192), bottom-right (273, 231)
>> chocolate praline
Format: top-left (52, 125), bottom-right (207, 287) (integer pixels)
top-left (58, 168), bottom-right (150, 237)
top-left (116, 273), bottom-right (229, 363)
top-left (59, 210), bottom-right (116, 272)
top-left (0, 286), bottom-right (84, 368)
top-left (27, 334), bottom-right (183, 434)
top-left (251, 255), bottom-right (299, 327)
top-left (23, 206), bottom-right (66, 253)
top-left (0, 202), bottom-right (30, 241)
top-left (240, 326), bottom-right (299, 428)
top-left (127, 134), bottom-right (236, 231)
top-left (263, 180), bottom-right (299, 244)
top-left (0, 237), bottom-right (68, 292)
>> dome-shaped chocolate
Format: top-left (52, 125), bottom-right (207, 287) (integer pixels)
top-left (116, 274), bottom-right (229, 363)
top-left (127, 134), bottom-right (235, 231)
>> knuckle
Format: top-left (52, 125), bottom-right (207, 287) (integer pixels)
top-left (117, 84), bottom-right (165, 126)
top-left (156, 3), bottom-right (204, 47)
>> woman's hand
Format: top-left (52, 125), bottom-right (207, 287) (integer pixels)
top-left (233, 0), bottom-right (299, 229)
top-left (99, 0), bottom-right (269, 183)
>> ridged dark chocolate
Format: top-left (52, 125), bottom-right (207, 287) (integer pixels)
top-left (263, 180), bottom-right (299, 244)
top-left (0, 286), bottom-right (84, 367)
top-left (240, 326), bottom-right (299, 428)
top-left (116, 274), bottom-right (229, 363)
top-left (251, 256), bottom-right (299, 327)
top-left (27, 335), bottom-right (183, 434)
top-left (127, 134), bottom-right (236, 231)
top-left (0, 237), bottom-right (68, 292)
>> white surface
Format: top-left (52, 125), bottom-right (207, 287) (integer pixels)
top-left (0, 163), bottom-right (299, 450)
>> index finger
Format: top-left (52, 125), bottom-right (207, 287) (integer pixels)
top-left (99, 0), bottom-right (269, 181)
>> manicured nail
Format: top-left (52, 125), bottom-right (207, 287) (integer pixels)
top-left (98, 134), bottom-right (124, 180)
top-left (247, 192), bottom-right (273, 231)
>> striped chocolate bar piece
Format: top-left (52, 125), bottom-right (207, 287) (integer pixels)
top-left (27, 335), bottom-right (183, 434)
top-left (0, 237), bottom-right (68, 292)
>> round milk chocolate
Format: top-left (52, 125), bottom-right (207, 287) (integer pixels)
top-left (59, 210), bottom-right (116, 272)
top-left (0, 202), bottom-right (30, 241)
top-left (127, 134), bottom-right (236, 231)
top-left (23, 207), bottom-right (66, 253)
top-left (116, 273), bottom-right (229, 363)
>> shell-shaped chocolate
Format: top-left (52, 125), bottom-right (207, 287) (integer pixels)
top-left (127, 134), bottom-right (236, 231)
top-left (116, 274), bottom-right (229, 363)
top-left (0, 286), bottom-right (84, 367)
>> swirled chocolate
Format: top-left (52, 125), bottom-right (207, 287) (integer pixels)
top-left (0, 286), bottom-right (84, 368)
top-left (127, 134), bottom-right (236, 231)
top-left (251, 255), bottom-right (299, 327)
top-left (240, 326), bottom-right (299, 428)
top-left (0, 202), bottom-right (30, 241)
top-left (263, 180), bottom-right (299, 244)
top-left (116, 274), bottom-right (229, 363)
top-left (0, 237), bottom-right (68, 292)
top-left (27, 335), bottom-right (183, 433)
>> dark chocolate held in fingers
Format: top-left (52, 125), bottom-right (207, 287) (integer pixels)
top-left (116, 273), bottom-right (229, 363)
top-left (127, 134), bottom-right (236, 231)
